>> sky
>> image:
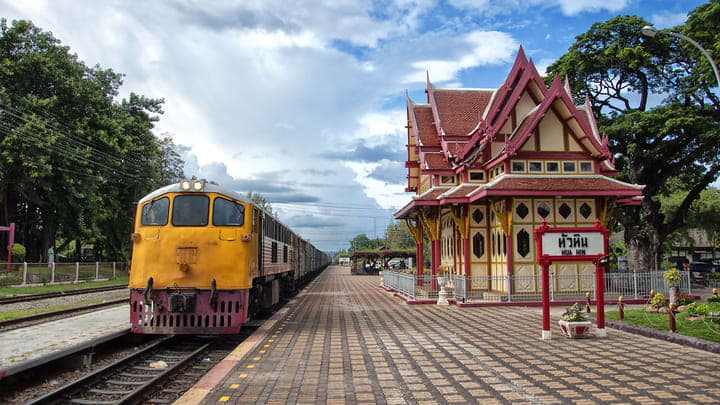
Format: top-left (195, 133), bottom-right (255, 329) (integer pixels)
top-left (1, 0), bottom-right (705, 252)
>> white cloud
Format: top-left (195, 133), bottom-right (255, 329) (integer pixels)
top-left (447, 0), bottom-right (629, 16)
top-left (651, 11), bottom-right (688, 29)
top-left (405, 30), bottom-right (518, 83)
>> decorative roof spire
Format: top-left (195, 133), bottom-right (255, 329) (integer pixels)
top-left (563, 75), bottom-right (572, 96)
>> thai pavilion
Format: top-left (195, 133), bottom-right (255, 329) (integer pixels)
top-left (394, 47), bottom-right (644, 297)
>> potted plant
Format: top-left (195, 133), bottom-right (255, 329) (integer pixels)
top-left (559, 303), bottom-right (592, 338)
top-left (664, 268), bottom-right (681, 304)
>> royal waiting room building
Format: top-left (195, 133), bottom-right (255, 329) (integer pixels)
top-left (394, 47), bottom-right (644, 297)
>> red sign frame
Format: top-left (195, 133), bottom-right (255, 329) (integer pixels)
top-left (533, 219), bottom-right (610, 340)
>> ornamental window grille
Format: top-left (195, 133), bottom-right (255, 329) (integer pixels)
top-left (491, 232), bottom-right (495, 258)
top-left (472, 209), bottom-right (484, 224)
top-left (537, 203), bottom-right (550, 218)
top-left (517, 229), bottom-right (530, 258)
top-left (580, 202), bottom-right (592, 219)
top-left (502, 233), bottom-right (507, 256)
top-left (515, 203), bottom-right (529, 219)
top-left (559, 203), bottom-right (572, 219)
top-left (472, 232), bottom-right (484, 258)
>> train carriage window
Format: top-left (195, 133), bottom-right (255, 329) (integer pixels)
top-left (212, 197), bottom-right (245, 226)
top-left (172, 195), bottom-right (209, 226)
top-left (141, 197), bottom-right (169, 226)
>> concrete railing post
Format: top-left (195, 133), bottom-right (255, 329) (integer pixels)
top-left (21, 262), bottom-right (27, 285)
top-left (75, 262), bottom-right (79, 283)
top-left (95, 262), bottom-right (99, 280)
top-left (113, 262), bottom-right (116, 278)
top-left (50, 262), bottom-right (55, 284)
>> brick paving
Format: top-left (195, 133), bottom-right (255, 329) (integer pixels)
top-left (205, 266), bottom-right (720, 404)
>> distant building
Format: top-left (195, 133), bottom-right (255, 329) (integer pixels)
top-left (394, 47), bottom-right (644, 294)
top-left (338, 257), bottom-right (350, 266)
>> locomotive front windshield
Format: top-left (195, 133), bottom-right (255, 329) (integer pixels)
top-left (213, 197), bottom-right (245, 226)
top-left (141, 197), bottom-right (169, 226)
top-left (172, 195), bottom-right (210, 226)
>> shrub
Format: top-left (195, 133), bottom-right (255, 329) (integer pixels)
top-left (687, 303), bottom-right (710, 316)
top-left (11, 243), bottom-right (26, 262)
top-left (664, 268), bottom-right (681, 287)
top-left (707, 295), bottom-right (720, 303)
top-left (562, 303), bottom-right (588, 322)
top-left (675, 292), bottom-right (694, 306)
top-left (650, 293), bottom-right (666, 308)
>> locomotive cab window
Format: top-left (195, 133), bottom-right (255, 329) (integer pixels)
top-left (172, 195), bottom-right (209, 226)
top-left (212, 197), bottom-right (245, 226)
top-left (141, 197), bottom-right (169, 226)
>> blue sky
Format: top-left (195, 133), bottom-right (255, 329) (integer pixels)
top-left (1, 0), bottom-right (706, 252)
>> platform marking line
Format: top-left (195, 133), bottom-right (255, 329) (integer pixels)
top-left (246, 364), bottom-right (255, 369)
top-left (230, 384), bottom-right (239, 389)
top-left (218, 395), bottom-right (230, 402)
top-left (259, 350), bottom-right (265, 354)
top-left (239, 373), bottom-right (248, 378)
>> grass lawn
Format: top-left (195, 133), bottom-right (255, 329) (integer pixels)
top-left (0, 276), bottom-right (129, 297)
top-left (0, 296), bottom-right (127, 322)
top-left (599, 302), bottom-right (720, 344)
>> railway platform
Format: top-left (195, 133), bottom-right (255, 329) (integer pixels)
top-left (0, 305), bottom-right (129, 379)
top-left (178, 265), bottom-right (720, 404)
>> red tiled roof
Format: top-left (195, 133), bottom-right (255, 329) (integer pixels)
top-left (485, 176), bottom-right (643, 193)
top-left (442, 185), bottom-right (479, 199)
top-left (433, 90), bottom-right (493, 136)
top-left (413, 106), bottom-right (440, 147)
top-left (415, 187), bottom-right (450, 201)
top-left (423, 153), bottom-right (453, 170)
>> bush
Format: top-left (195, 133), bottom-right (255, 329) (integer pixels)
top-left (650, 293), bottom-right (666, 308)
top-left (675, 292), bottom-right (694, 306)
top-left (687, 303), bottom-right (710, 316)
top-left (11, 243), bottom-right (26, 262)
top-left (707, 295), bottom-right (720, 303)
top-left (562, 303), bottom-right (588, 322)
top-left (664, 268), bottom-right (681, 287)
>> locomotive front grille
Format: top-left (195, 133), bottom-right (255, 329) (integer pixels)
top-left (130, 289), bottom-right (247, 334)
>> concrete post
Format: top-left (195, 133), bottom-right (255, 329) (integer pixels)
top-left (75, 262), bottom-right (79, 283)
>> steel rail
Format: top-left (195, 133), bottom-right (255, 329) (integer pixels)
top-left (0, 285), bottom-right (127, 305)
top-left (0, 298), bottom-right (128, 329)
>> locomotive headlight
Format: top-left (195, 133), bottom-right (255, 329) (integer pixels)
top-left (192, 180), bottom-right (203, 191)
top-left (180, 180), bottom-right (191, 190)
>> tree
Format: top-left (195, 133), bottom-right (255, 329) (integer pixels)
top-left (0, 19), bottom-right (175, 261)
top-left (349, 234), bottom-right (372, 252)
top-left (246, 192), bottom-right (273, 215)
top-left (546, 3), bottom-right (720, 271)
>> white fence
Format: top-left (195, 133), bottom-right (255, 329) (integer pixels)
top-left (382, 270), bottom-right (691, 303)
top-left (0, 262), bottom-right (130, 286)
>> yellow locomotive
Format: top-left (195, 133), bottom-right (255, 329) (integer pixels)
top-left (128, 179), bottom-right (329, 334)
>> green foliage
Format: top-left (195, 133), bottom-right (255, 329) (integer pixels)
top-left (707, 295), bottom-right (720, 303)
top-left (0, 19), bottom-right (181, 261)
top-left (546, 5), bottom-right (720, 271)
top-left (10, 243), bottom-right (25, 261)
top-left (247, 192), bottom-right (272, 215)
top-left (687, 302), bottom-right (710, 316)
top-left (664, 268), bottom-right (681, 287)
top-left (562, 303), bottom-right (588, 322)
top-left (650, 293), bottom-right (666, 308)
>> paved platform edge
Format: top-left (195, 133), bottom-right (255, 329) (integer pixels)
top-left (174, 305), bottom-right (291, 405)
top-left (588, 315), bottom-right (720, 354)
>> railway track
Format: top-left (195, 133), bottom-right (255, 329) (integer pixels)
top-left (0, 285), bottom-right (127, 305)
top-left (0, 298), bottom-right (128, 330)
top-left (28, 334), bottom-right (248, 405)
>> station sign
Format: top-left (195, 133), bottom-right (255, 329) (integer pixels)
top-left (540, 231), bottom-right (605, 257)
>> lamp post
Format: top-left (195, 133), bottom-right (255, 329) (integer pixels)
top-left (641, 25), bottom-right (720, 89)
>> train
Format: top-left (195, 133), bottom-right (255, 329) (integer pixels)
top-left (128, 179), bottom-right (330, 334)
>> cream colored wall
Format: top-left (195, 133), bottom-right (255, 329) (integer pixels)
top-left (520, 132), bottom-right (537, 152)
top-left (516, 91), bottom-right (536, 121)
top-left (538, 109), bottom-right (564, 151)
top-left (440, 210), bottom-right (454, 269)
top-left (468, 204), bottom-right (489, 290)
top-left (508, 197), bottom-right (599, 295)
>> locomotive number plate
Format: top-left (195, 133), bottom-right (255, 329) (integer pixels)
top-left (176, 247), bottom-right (198, 264)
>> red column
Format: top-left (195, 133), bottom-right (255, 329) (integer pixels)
top-left (416, 225), bottom-right (423, 287)
top-left (464, 236), bottom-right (471, 299)
top-left (505, 199), bottom-right (513, 295)
top-left (541, 258), bottom-right (551, 339)
top-left (595, 260), bottom-right (606, 337)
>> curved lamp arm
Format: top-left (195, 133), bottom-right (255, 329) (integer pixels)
top-left (641, 25), bottom-right (720, 90)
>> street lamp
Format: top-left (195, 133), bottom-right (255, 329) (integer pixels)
top-left (641, 25), bottom-right (720, 89)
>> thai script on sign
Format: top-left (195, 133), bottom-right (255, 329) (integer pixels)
top-left (541, 231), bottom-right (604, 257)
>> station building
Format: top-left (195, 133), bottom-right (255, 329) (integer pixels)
top-left (394, 47), bottom-right (644, 295)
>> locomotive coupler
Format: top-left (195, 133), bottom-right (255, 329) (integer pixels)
top-left (143, 277), bottom-right (154, 304)
top-left (168, 290), bottom-right (196, 313)
top-left (209, 278), bottom-right (217, 307)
